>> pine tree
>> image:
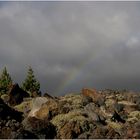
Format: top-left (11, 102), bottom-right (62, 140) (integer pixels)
top-left (22, 66), bottom-right (40, 96)
top-left (0, 67), bottom-right (12, 95)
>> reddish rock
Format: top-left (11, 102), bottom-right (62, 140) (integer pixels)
top-left (82, 88), bottom-right (97, 98)
top-left (125, 126), bottom-right (140, 139)
top-left (125, 129), bottom-right (136, 138)
top-left (82, 88), bottom-right (104, 106)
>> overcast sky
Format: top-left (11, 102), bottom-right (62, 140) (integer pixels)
top-left (0, 2), bottom-right (140, 95)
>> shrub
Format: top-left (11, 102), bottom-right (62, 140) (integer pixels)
top-left (0, 67), bottom-right (12, 95)
top-left (22, 66), bottom-right (40, 96)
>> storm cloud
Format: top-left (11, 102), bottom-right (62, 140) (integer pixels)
top-left (0, 1), bottom-right (140, 95)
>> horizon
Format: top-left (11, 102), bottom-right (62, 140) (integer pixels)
top-left (0, 2), bottom-right (140, 95)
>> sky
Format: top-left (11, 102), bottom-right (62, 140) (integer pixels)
top-left (0, 1), bottom-right (140, 96)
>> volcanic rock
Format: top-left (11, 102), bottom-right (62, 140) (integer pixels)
top-left (14, 130), bottom-right (38, 139)
top-left (0, 98), bottom-right (23, 122)
top-left (30, 98), bottom-right (58, 120)
top-left (8, 83), bottom-right (29, 106)
top-left (78, 132), bottom-right (89, 139)
top-left (1, 87), bottom-right (140, 139)
top-left (82, 88), bottom-right (105, 106)
top-left (106, 127), bottom-right (120, 139)
top-left (0, 98), bottom-right (23, 138)
top-left (82, 95), bottom-right (93, 106)
top-left (114, 103), bottom-right (124, 113)
top-left (43, 92), bottom-right (54, 99)
top-left (89, 126), bottom-right (109, 139)
top-left (22, 117), bottom-right (56, 139)
top-left (28, 97), bottom-right (48, 118)
top-left (14, 99), bottom-right (32, 116)
top-left (111, 111), bottom-right (125, 123)
top-left (58, 121), bottom-right (82, 139)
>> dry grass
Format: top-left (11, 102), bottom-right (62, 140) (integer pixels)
top-left (14, 100), bottom-right (32, 114)
top-left (51, 109), bottom-right (88, 130)
top-left (1, 94), bottom-right (9, 103)
top-left (128, 111), bottom-right (140, 119)
top-left (60, 94), bottom-right (83, 109)
top-left (108, 122), bottom-right (123, 131)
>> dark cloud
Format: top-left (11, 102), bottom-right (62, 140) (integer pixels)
top-left (0, 2), bottom-right (140, 95)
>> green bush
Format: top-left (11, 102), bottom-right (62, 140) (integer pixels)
top-left (22, 66), bottom-right (40, 96)
top-left (0, 67), bottom-right (12, 95)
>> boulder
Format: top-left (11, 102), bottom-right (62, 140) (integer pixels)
top-left (14, 130), bottom-right (38, 139)
top-left (114, 103), bottom-right (124, 112)
top-left (58, 121), bottom-right (82, 139)
top-left (8, 83), bottom-right (29, 106)
top-left (0, 126), bottom-right (12, 139)
top-left (22, 117), bottom-right (56, 139)
top-left (88, 126), bottom-right (109, 139)
top-left (125, 127), bottom-right (140, 139)
top-left (0, 98), bottom-right (23, 122)
top-left (111, 111), bottom-right (125, 123)
top-left (1, 88), bottom-right (140, 139)
top-left (0, 114), bottom-right (21, 139)
top-left (84, 103), bottom-right (106, 125)
top-left (43, 92), bottom-right (54, 99)
top-left (106, 127), bottom-right (121, 139)
top-left (84, 102), bottom-right (96, 113)
top-left (82, 88), bottom-right (105, 106)
top-left (28, 97), bottom-right (48, 118)
top-left (78, 132), bottom-right (89, 139)
top-left (82, 95), bottom-right (93, 106)
top-left (30, 98), bottom-right (58, 120)
top-left (14, 100), bottom-right (32, 116)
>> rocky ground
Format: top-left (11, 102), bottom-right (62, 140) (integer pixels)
top-left (0, 88), bottom-right (140, 139)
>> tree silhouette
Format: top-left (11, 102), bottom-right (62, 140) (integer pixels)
top-left (22, 66), bottom-right (40, 96)
top-left (0, 67), bottom-right (12, 95)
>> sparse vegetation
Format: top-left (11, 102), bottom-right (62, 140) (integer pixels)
top-left (14, 100), bottom-right (32, 115)
top-left (22, 66), bottom-right (40, 96)
top-left (0, 67), bottom-right (140, 139)
top-left (51, 109), bottom-right (88, 130)
top-left (0, 67), bottom-right (12, 95)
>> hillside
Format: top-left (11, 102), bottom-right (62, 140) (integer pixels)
top-left (0, 87), bottom-right (140, 139)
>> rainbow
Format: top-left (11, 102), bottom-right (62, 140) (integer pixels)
top-left (55, 51), bottom-right (100, 94)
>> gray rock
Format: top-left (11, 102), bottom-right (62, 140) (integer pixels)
top-left (14, 130), bottom-right (38, 139)
top-left (82, 96), bottom-right (93, 106)
top-left (22, 117), bottom-right (56, 139)
top-left (78, 132), bottom-right (89, 139)
top-left (114, 103), bottom-right (124, 112)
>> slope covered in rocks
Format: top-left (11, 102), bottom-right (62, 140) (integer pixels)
top-left (0, 87), bottom-right (140, 139)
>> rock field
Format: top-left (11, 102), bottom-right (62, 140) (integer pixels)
top-left (0, 88), bottom-right (140, 139)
